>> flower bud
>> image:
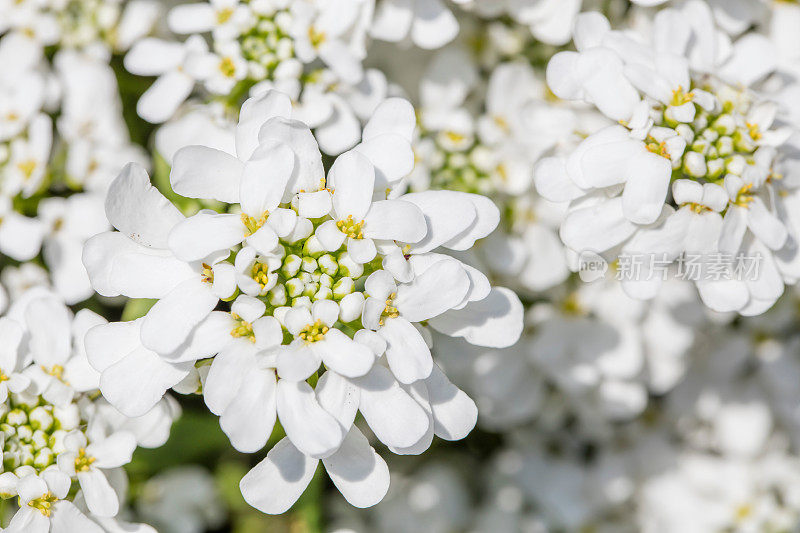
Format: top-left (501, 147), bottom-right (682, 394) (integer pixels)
top-left (318, 254), bottom-right (338, 275)
top-left (338, 253), bottom-right (363, 278)
top-left (29, 407), bottom-right (53, 432)
top-left (282, 254), bottom-right (302, 278)
top-left (339, 292), bottom-right (365, 323)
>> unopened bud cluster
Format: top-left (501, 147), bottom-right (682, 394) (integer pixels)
top-left (656, 82), bottom-right (771, 183)
top-left (239, 8), bottom-right (295, 77)
top-left (0, 392), bottom-right (83, 477)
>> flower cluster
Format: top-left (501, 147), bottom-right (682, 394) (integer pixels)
top-left (0, 288), bottom-right (177, 532)
top-left (2, 0), bottom-right (800, 530)
top-left (82, 89), bottom-right (522, 513)
top-left (537, 3), bottom-right (800, 314)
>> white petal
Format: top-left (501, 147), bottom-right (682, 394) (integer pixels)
top-left (276, 380), bottom-right (344, 458)
top-left (313, 330), bottom-right (374, 378)
top-left (105, 163), bottom-right (183, 248)
top-left (137, 70), bottom-right (194, 124)
top-left (78, 469), bottom-right (118, 517)
top-left (363, 200), bottom-right (426, 243)
top-left (622, 151), bottom-right (672, 224)
top-left (425, 364), bottom-right (477, 440)
top-left (237, 92), bottom-right (293, 161)
top-left (560, 197), bottom-right (636, 253)
top-left (220, 368), bottom-right (277, 452)
top-left (141, 277), bottom-right (218, 355)
top-left (171, 146), bottom-right (243, 203)
top-left (322, 427), bottom-right (389, 508)
top-left (379, 317), bottom-right (433, 384)
top-left (240, 142), bottom-right (295, 216)
top-left (396, 259), bottom-right (470, 321)
top-left (427, 287), bottom-right (524, 348)
top-left (240, 438), bottom-right (317, 515)
top-left (353, 365), bottom-right (429, 448)
top-left (100, 348), bottom-right (190, 417)
top-left (410, 0), bottom-right (459, 49)
top-left (168, 212), bottom-right (244, 261)
top-left (401, 191), bottom-right (477, 253)
top-left (330, 151), bottom-right (375, 220)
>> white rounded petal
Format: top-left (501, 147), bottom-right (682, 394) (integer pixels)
top-left (362, 98), bottom-right (415, 143)
top-left (379, 317), bottom-right (433, 384)
top-left (171, 146), bottom-right (243, 204)
top-left (137, 70), bottom-right (194, 124)
top-left (401, 191), bottom-right (477, 253)
top-left (240, 142), bottom-right (295, 216)
top-left (141, 277), bottom-right (218, 355)
top-left (396, 259), bottom-right (470, 322)
top-left (124, 38), bottom-right (185, 75)
top-left (425, 364), bottom-right (477, 441)
top-left (168, 212), bottom-right (244, 261)
top-left (313, 330), bottom-right (374, 378)
top-left (221, 368), bottom-right (277, 453)
top-left (353, 365), bottom-right (429, 448)
top-left (276, 380), bottom-right (344, 458)
top-left (622, 151), bottom-right (672, 224)
top-left (78, 469), bottom-right (119, 518)
top-left (100, 348), bottom-right (190, 417)
top-left (363, 200), bottom-right (426, 243)
top-left (105, 163), bottom-right (184, 248)
top-left (167, 3), bottom-right (215, 34)
top-left (561, 197), bottom-right (637, 253)
top-left (410, 0), bottom-right (459, 49)
top-left (330, 151), bottom-right (375, 220)
top-left (322, 427), bottom-right (389, 508)
top-left (347, 238), bottom-right (377, 264)
top-left (428, 287), bottom-right (524, 348)
top-left (240, 438), bottom-right (317, 515)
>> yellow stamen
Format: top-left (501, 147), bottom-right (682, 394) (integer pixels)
top-left (336, 214), bottom-right (365, 239)
top-left (298, 319), bottom-right (329, 343)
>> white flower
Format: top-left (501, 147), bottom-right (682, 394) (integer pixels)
top-left (124, 35), bottom-right (210, 123)
top-left (168, 0), bottom-right (253, 41)
top-left (5, 469), bottom-right (104, 533)
top-left (371, 0), bottom-right (459, 50)
top-left (56, 429), bottom-right (136, 517)
top-left (290, 0), bottom-right (365, 84)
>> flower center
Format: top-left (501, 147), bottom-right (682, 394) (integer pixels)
top-left (379, 292), bottom-right (399, 326)
top-left (734, 183), bottom-right (755, 207)
top-left (308, 26), bottom-right (326, 49)
top-left (17, 159), bottom-right (37, 179)
top-left (241, 211), bottom-right (269, 236)
top-left (74, 448), bottom-right (96, 472)
top-left (298, 319), bottom-right (329, 343)
top-left (219, 56), bottom-right (237, 78)
top-left (670, 86), bottom-right (694, 106)
top-left (27, 492), bottom-right (57, 517)
top-left (230, 313), bottom-right (255, 342)
top-left (216, 7), bottom-right (234, 24)
top-left (336, 215), bottom-right (364, 239)
top-left (201, 263), bottom-right (214, 284)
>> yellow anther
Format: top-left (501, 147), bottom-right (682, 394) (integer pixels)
top-left (670, 86), bottom-right (695, 106)
top-left (42, 365), bottom-right (69, 385)
top-left (379, 292), bottom-right (400, 326)
top-left (745, 122), bottom-right (762, 141)
top-left (27, 492), bottom-right (57, 517)
top-left (646, 140), bottom-right (670, 159)
top-left (683, 202), bottom-right (712, 214)
top-left (735, 183), bottom-right (755, 207)
top-left (75, 448), bottom-right (96, 472)
top-left (241, 211), bottom-right (269, 236)
top-left (5, 111), bottom-right (19, 121)
top-left (230, 313), bottom-right (256, 342)
top-left (308, 26), bottom-right (326, 48)
top-left (251, 262), bottom-right (271, 288)
top-left (219, 56), bottom-right (236, 78)
top-left (493, 115), bottom-right (509, 132)
top-left (216, 7), bottom-right (234, 23)
top-left (298, 320), bottom-right (329, 343)
top-left (17, 159), bottom-right (37, 179)
top-left (336, 215), bottom-right (365, 239)
top-left (445, 131), bottom-right (465, 144)
top-left (200, 263), bottom-right (214, 284)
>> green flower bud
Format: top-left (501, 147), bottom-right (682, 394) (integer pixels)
top-left (29, 407), bottom-right (53, 432)
top-left (286, 278), bottom-right (305, 298)
top-left (318, 254), bottom-right (338, 275)
top-left (301, 256), bottom-right (318, 274)
top-left (282, 254), bottom-right (302, 278)
top-left (269, 285), bottom-right (288, 307)
top-left (333, 277), bottom-right (355, 299)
